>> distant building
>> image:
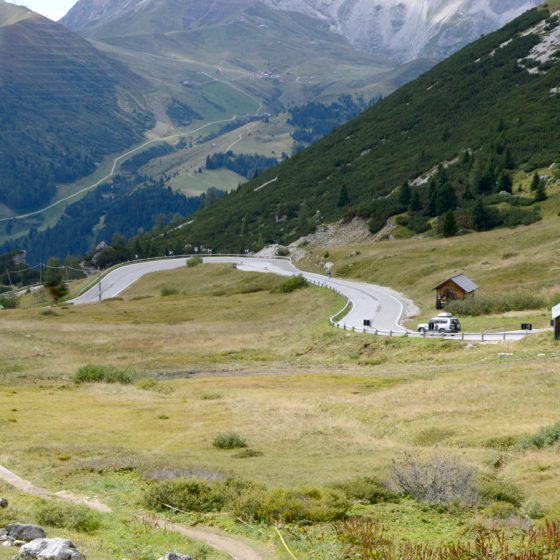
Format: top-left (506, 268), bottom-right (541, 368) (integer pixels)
top-left (433, 274), bottom-right (479, 309)
top-left (552, 304), bottom-right (560, 340)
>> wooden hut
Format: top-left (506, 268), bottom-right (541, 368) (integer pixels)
top-left (552, 304), bottom-right (560, 340)
top-left (433, 274), bottom-right (479, 309)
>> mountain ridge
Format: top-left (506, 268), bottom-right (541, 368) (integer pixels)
top-left (0, 2), bottom-right (153, 214)
top-left (62, 0), bottom-right (541, 61)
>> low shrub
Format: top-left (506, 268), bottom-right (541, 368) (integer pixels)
top-left (275, 275), bottom-right (308, 293)
top-left (519, 420), bottom-right (560, 450)
top-left (144, 478), bottom-right (225, 513)
top-left (522, 499), bottom-right (545, 520)
top-left (0, 295), bottom-right (17, 309)
top-left (232, 449), bottom-right (263, 459)
top-left (446, 291), bottom-right (546, 316)
top-left (237, 487), bottom-right (350, 523)
top-left (199, 392), bottom-right (222, 400)
top-left (479, 476), bottom-right (524, 507)
top-left (41, 309), bottom-right (59, 317)
top-left (276, 246), bottom-right (290, 257)
top-left (484, 435), bottom-right (519, 450)
top-left (484, 500), bottom-right (517, 519)
top-left (0, 502), bottom-right (22, 527)
top-left (160, 287), bottom-right (178, 297)
top-left (407, 215), bottom-right (432, 234)
top-left (332, 476), bottom-right (399, 504)
top-left (73, 364), bottom-right (134, 385)
top-left (213, 432), bottom-right (248, 449)
top-left (145, 477), bottom-right (350, 523)
top-left (187, 256), bottom-right (203, 268)
top-left (34, 501), bottom-right (102, 533)
top-left (393, 453), bottom-right (479, 506)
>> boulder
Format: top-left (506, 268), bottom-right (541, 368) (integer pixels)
top-left (157, 554), bottom-right (192, 560)
top-left (0, 497), bottom-right (8, 508)
top-left (6, 524), bottom-right (46, 542)
top-left (19, 538), bottom-right (85, 560)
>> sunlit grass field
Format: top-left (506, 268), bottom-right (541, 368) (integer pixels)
top-left (2, 262), bottom-right (560, 558)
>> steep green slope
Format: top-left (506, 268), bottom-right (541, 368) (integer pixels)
top-left (144, 5), bottom-right (560, 253)
top-left (0, 3), bottom-right (153, 214)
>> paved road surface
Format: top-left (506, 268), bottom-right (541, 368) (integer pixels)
top-left (69, 256), bottom-right (410, 333)
top-left (70, 259), bottom-right (188, 305)
top-left (69, 256), bottom-right (539, 341)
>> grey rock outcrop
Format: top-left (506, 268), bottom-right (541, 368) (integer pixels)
top-left (157, 554), bottom-right (192, 560)
top-left (19, 538), bottom-right (85, 560)
top-left (6, 524), bottom-right (47, 542)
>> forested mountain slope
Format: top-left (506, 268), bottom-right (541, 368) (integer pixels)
top-left (0, 2), bottom-right (152, 214)
top-left (141, 5), bottom-right (560, 254)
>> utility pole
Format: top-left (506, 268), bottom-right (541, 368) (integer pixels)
top-left (98, 267), bottom-right (102, 302)
top-left (39, 263), bottom-right (42, 285)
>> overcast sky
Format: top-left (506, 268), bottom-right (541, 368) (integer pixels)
top-left (7, 0), bottom-right (77, 21)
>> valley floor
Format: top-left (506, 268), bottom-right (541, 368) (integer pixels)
top-left (2, 263), bottom-right (560, 558)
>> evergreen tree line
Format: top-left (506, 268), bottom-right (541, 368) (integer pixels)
top-left (0, 175), bottom-right (215, 265)
top-left (205, 151), bottom-right (278, 180)
top-left (366, 138), bottom-right (544, 237)
top-left (288, 94), bottom-right (376, 145)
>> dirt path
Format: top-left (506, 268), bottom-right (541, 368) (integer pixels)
top-left (0, 464), bottom-right (110, 513)
top-left (0, 464), bottom-right (268, 560)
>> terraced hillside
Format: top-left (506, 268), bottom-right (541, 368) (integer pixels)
top-left (0, 2), bottom-right (152, 214)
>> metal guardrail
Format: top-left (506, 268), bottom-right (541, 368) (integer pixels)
top-left (17, 252), bottom-right (539, 343)
top-left (307, 277), bottom-right (535, 343)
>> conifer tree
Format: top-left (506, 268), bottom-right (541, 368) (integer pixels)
top-left (442, 210), bottom-right (458, 237)
top-left (337, 185), bottom-right (350, 207)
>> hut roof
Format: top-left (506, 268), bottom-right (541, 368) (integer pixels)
top-left (433, 274), bottom-right (479, 294)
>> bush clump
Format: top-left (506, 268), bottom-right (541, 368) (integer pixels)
top-left (73, 364), bottom-right (134, 385)
top-left (34, 501), bottom-right (102, 533)
top-left (275, 275), bottom-right (308, 293)
top-left (519, 419), bottom-right (560, 449)
top-left (144, 478), bottom-right (226, 513)
top-left (0, 295), bottom-right (17, 309)
top-left (446, 291), bottom-right (546, 316)
top-left (187, 256), bottom-right (203, 268)
top-left (160, 287), bottom-right (178, 297)
top-left (144, 477), bottom-right (350, 523)
top-left (251, 487), bottom-right (350, 523)
top-left (479, 476), bottom-right (524, 507)
top-left (393, 453), bottom-right (479, 506)
top-left (213, 432), bottom-right (248, 449)
top-left (331, 476), bottom-right (399, 504)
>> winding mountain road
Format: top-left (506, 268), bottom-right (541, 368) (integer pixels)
top-left (69, 256), bottom-right (411, 333)
top-left (69, 255), bottom-right (538, 342)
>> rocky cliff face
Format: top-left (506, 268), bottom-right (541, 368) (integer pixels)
top-left (62, 0), bottom-right (541, 61)
top-left (263, 0), bottom-right (542, 61)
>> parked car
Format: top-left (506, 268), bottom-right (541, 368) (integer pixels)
top-left (417, 312), bottom-right (462, 334)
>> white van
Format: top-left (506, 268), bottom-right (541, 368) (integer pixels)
top-left (417, 312), bottom-right (462, 334)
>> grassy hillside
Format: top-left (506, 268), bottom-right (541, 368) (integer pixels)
top-left (145, 5), bottom-right (560, 253)
top-left (0, 4), bottom-right (153, 214)
top-left (3, 264), bottom-right (560, 556)
top-left (77, 2), bottom-right (421, 124)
